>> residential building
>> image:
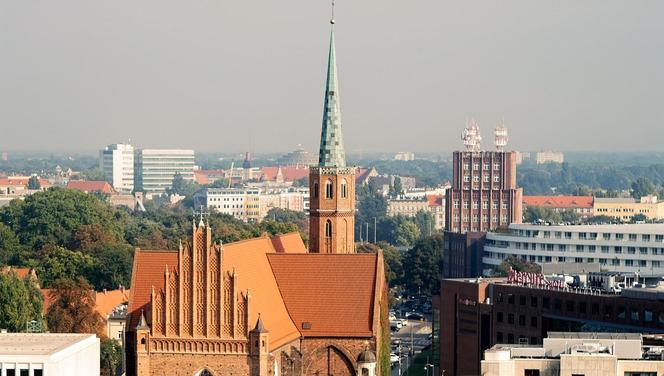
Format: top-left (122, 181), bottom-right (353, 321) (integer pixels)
top-left (439, 276), bottom-right (664, 376)
top-left (134, 149), bottom-right (195, 197)
top-left (260, 166), bottom-right (309, 185)
top-left (258, 187), bottom-right (309, 219)
top-left (594, 195), bottom-right (664, 222)
top-left (536, 151), bottom-right (564, 164)
top-left (66, 180), bottom-right (115, 195)
top-left (523, 195), bottom-right (594, 218)
top-left (0, 333), bottom-right (99, 375)
top-left (428, 194), bottom-right (446, 230)
top-left (355, 167), bottom-right (379, 186)
top-left (514, 151), bottom-right (530, 165)
top-left (483, 223), bottom-right (664, 275)
top-left (0, 176), bottom-right (50, 196)
top-left (1, 151), bottom-right (8, 161)
top-left (100, 143), bottom-right (134, 193)
top-left (394, 151), bottom-right (415, 161)
top-left (370, 175), bottom-right (417, 196)
top-left (481, 332), bottom-right (664, 376)
top-left (445, 120), bottom-right (522, 233)
top-left (387, 198), bottom-right (429, 217)
top-left (195, 188), bottom-right (253, 221)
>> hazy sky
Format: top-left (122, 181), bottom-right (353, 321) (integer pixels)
top-left (1, 1), bottom-right (663, 154)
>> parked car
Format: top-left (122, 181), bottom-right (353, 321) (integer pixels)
top-left (407, 312), bottom-right (424, 321)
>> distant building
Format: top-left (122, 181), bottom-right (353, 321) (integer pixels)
top-left (483, 223), bottom-right (664, 275)
top-left (394, 152), bottom-right (415, 161)
top-left (445, 119), bottom-right (522, 233)
top-left (594, 195), bottom-right (664, 221)
top-left (523, 195), bottom-right (594, 217)
top-left (260, 166), bottom-right (310, 184)
top-left (387, 198), bottom-right (429, 217)
top-left (196, 187), bottom-right (309, 222)
top-left (0, 176), bottom-right (51, 196)
top-left (100, 143), bottom-right (134, 193)
top-left (370, 175), bottom-right (417, 196)
top-left (428, 194), bottom-right (446, 230)
top-left (355, 167), bottom-right (379, 186)
top-left (277, 147), bottom-right (318, 167)
top-left (0, 333), bottom-right (99, 375)
top-left (1, 151), bottom-right (7, 161)
top-left (536, 150), bottom-right (564, 164)
top-left (513, 151), bottom-right (530, 165)
top-left (482, 332), bottom-right (664, 376)
top-left (66, 180), bottom-right (115, 195)
top-left (134, 149), bottom-right (195, 196)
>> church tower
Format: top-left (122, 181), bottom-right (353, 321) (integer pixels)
top-left (309, 12), bottom-right (356, 254)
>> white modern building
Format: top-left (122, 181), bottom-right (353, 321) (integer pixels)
top-left (484, 223), bottom-right (664, 276)
top-left (99, 143), bottom-right (134, 193)
top-left (134, 149), bottom-right (195, 196)
top-left (482, 332), bottom-right (664, 376)
top-left (194, 187), bottom-right (309, 222)
top-left (0, 333), bottom-right (99, 375)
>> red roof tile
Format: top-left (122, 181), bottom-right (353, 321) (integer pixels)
top-left (270, 232), bottom-right (307, 253)
top-left (267, 253), bottom-right (378, 338)
top-left (66, 180), bottom-right (115, 194)
top-left (194, 171), bottom-right (211, 185)
top-left (427, 194), bottom-right (444, 207)
top-left (95, 288), bottom-right (130, 318)
top-left (0, 177), bottom-right (50, 187)
top-left (261, 167), bottom-right (309, 182)
top-left (523, 195), bottom-right (593, 209)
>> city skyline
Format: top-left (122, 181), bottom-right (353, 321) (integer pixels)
top-left (2, 1), bottom-right (663, 153)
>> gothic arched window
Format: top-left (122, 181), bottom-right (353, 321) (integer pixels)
top-left (325, 180), bottom-right (333, 199)
top-left (325, 220), bottom-right (332, 238)
top-left (341, 179), bottom-right (348, 198)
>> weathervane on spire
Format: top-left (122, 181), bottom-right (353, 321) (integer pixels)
top-left (330, 0), bottom-right (335, 24)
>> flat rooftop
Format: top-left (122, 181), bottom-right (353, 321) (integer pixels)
top-left (0, 333), bottom-right (95, 356)
top-left (508, 223), bottom-right (664, 233)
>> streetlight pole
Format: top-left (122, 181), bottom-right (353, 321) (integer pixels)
top-left (374, 217), bottom-right (377, 243)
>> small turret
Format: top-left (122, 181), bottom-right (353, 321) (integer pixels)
top-left (249, 314), bottom-right (270, 376)
top-left (356, 345), bottom-right (377, 376)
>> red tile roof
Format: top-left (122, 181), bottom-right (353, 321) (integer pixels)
top-left (267, 253), bottom-right (378, 338)
top-left (194, 171), bottom-right (211, 185)
top-left (66, 180), bottom-right (115, 194)
top-left (427, 194), bottom-right (444, 207)
top-left (270, 232), bottom-right (307, 253)
top-left (523, 195), bottom-right (593, 209)
top-left (261, 166), bottom-right (309, 182)
top-left (0, 177), bottom-right (50, 187)
top-left (95, 288), bottom-right (130, 318)
top-left (127, 250), bottom-right (178, 329)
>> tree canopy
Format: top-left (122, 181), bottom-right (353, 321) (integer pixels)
top-left (0, 271), bottom-right (45, 332)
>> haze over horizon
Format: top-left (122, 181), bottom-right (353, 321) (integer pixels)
top-left (1, 1), bottom-right (663, 154)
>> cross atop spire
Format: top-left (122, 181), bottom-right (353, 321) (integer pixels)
top-left (318, 5), bottom-right (346, 168)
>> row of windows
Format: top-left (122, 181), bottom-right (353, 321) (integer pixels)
top-left (484, 252), bottom-right (662, 268)
top-left (454, 201), bottom-right (508, 210)
top-left (313, 180), bottom-right (349, 200)
top-left (462, 162), bottom-right (502, 170)
top-left (497, 312), bottom-right (538, 328)
top-left (496, 293), bottom-right (664, 324)
top-left (514, 229), bottom-right (664, 242)
top-left (454, 215), bottom-right (508, 223)
top-left (463, 175), bottom-right (501, 183)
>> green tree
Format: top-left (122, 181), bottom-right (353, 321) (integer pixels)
top-left (89, 245), bottom-right (133, 291)
top-left (100, 337), bottom-right (122, 376)
top-left (402, 234), bottom-right (443, 296)
top-left (414, 210), bottom-right (435, 238)
top-left (0, 188), bottom-right (125, 252)
top-left (523, 206), bottom-right (562, 224)
top-left (393, 219), bottom-right (420, 247)
top-left (355, 182), bottom-right (388, 240)
top-left (32, 246), bottom-right (95, 288)
top-left (0, 223), bottom-right (22, 265)
top-left (631, 213), bottom-right (648, 223)
top-left (631, 177), bottom-right (657, 199)
top-left (27, 176), bottom-right (41, 190)
top-left (495, 255), bottom-right (541, 277)
top-left (0, 272), bottom-right (43, 332)
top-left (167, 172), bottom-right (199, 197)
top-left (559, 208), bottom-right (581, 223)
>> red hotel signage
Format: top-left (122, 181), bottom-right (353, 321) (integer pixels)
top-left (507, 267), bottom-right (566, 289)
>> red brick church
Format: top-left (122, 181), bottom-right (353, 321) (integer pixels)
top-left (125, 13), bottom-right (388, 376)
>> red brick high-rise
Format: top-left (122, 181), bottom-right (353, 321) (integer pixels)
top-left (445, 119), bottom-right (522, 233)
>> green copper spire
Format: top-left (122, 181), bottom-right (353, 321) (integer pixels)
top-left (318, 17), bottom-right (346, 168)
